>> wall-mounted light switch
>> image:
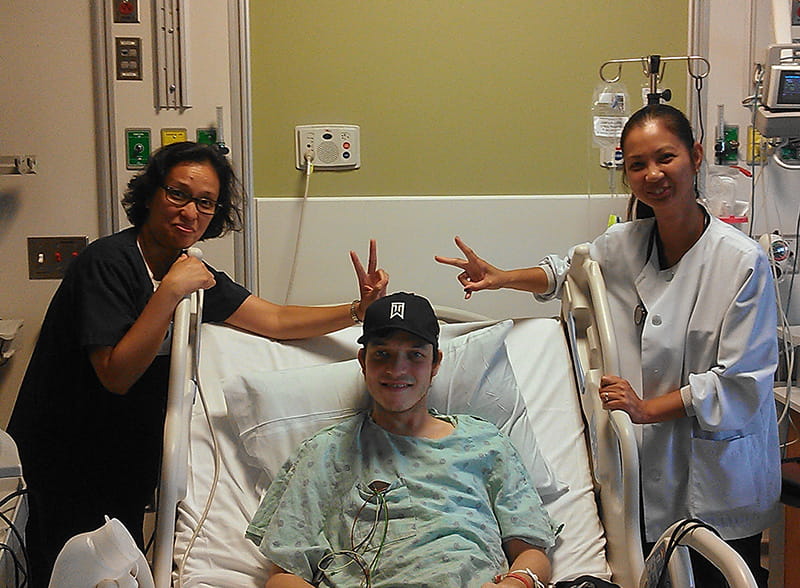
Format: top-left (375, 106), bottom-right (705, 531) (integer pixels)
top-left (116, 37), bottom-right (142, 81)
top-left (27, 236), bottom-right (88, 280)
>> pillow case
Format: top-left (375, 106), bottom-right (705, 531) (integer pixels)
top-left (223, 320), bottom-right (568, 500)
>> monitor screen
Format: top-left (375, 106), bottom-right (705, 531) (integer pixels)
top-left (778, 69), bottom-right (800, 105)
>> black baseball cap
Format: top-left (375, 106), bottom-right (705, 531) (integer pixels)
top-left (357, 292), bottom-right (439, 346)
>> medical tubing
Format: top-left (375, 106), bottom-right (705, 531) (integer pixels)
top-left (311, 488), bottom-right (390, 587)
top-left (0, 509), bottom-right (28, 583)
top-left (785, 201), bottom-right (800, 315)
top-left (351, 496), bottom-right (382, 552)
top-left (746, 76), bottom-right (760, 239)
top-left (316, 550), bottom-right (372, 587)
top-left (0, 488), bottom-right (26, 512)
top-left (655, 518), bottom-right (720, 587)
top-left (176, 293), bottom-right (222, 587)
top-left (695, 76), bottom-right (706, 145)
top-left (746, 69), bottom-right (765, 238)
top-left (349, 489), bottom-right (389, 579)
top-left (0, 542), bottom-right (25, 587)
top-left (175, 371), bottom-right (222, 586)
top-left (284, 149), bottom-right (314, 304)
top-left (781, 202), bottom-right (800, 444)
top-left (770, 236), bottom-right (795, 431)
top-left (368, 494), bottom-right (389, 578)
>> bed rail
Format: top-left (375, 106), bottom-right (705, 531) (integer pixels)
top-left (153, 289), bottom-right (203, 587)
top-left (561, 244), bottom-right (644, 588)
top-left (645, 520), bottom-right (758, 588)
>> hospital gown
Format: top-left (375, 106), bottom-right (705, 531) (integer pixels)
top-left (247, 411), bottom-right (556, 587)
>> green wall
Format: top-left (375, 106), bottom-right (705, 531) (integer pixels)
top-left (250, 2), bottom-right (689, 197)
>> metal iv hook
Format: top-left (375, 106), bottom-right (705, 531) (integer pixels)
top-left (600, 54), bottom-right (710, 83)
top-left (599, 54), bottom-right (711, 104)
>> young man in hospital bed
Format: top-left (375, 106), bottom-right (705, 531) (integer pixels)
top-left (246, 292), bottom-right (557, 588)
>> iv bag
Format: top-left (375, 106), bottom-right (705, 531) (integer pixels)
top-left (592, 81), bottom-right (630, 168)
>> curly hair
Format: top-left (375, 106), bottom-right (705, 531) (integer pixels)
top-left (122, 142), bottom-right (243, 239)
top-left (620, 104), bottom-right (699, 220)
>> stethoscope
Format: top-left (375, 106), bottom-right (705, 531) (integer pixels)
top-left (633, 209), bottom-right (709, 328)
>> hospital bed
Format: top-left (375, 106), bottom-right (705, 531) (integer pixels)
top-left (49, 247), bottom-right (758, 587)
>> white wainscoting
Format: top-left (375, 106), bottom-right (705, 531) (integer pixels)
top-left (255, 194), bottom-right (628, 320)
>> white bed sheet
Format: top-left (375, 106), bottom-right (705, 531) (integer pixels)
top-left (173, 318), bottom-right (610, 586)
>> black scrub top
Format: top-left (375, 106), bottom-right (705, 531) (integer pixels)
top-left (8, 227), bottom-right (249, 503)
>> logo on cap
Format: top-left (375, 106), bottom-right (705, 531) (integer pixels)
top-left (390, 302), bottom-right (405, 319)
top-left (358, 292), bottom-right (439, 346)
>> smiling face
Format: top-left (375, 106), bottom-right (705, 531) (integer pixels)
top-left (622, 119), bottom-right (703, 214)
top-left (358, 330), bottom-right (442, 427)
top-left (139, 160), bottom-right (221, 254)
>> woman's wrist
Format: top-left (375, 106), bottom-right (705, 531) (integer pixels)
top-left (350, 299), bottom-right (363, 324)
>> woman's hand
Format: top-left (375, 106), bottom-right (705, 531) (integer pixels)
top-left (351, 239), bottom-right (389, 319)
top-left (89, 252), bottom-right (216, 395)
top-left (600, 375), bottom-right (688, 424)
top-left (435, 236), bottom-right (506, 299)
top-left (160, 253), bottom-right (216, 300)
top-left (599, 375), bottom-right (649, 422)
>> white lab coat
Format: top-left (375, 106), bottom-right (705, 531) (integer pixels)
top-left (539, 214), bottom-right (781, 541)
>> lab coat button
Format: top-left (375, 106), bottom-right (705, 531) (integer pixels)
top-left (666, 272), bottom-right (674, 282)
top-left (652, 315), bottom-right (662, 326)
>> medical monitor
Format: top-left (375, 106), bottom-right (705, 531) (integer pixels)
top-left (765, 65), bottom-right (800, 110)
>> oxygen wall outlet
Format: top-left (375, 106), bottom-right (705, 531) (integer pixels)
top-left (295, 124), bottom-right (360, 170)
top-left (714, 125), bottom-right (740, 165)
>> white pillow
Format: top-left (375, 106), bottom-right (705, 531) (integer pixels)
top-left (223, 320), bottom-right (568, 500)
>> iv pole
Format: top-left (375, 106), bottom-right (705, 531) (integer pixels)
top-left (599, 54), bottom-right (711, 105)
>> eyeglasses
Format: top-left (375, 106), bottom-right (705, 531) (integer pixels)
top-left (161, 185), bottom-right (221, 215)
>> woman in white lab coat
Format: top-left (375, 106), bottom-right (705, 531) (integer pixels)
top-left (9, 141), bottom-right (389, 588)
top-left (436, 104), bottom-right (781, 586)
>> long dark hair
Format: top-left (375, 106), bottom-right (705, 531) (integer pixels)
top-left (620, 104), bottom-right (698, 220)
top-left (122, 142), bottom-right (243, 239)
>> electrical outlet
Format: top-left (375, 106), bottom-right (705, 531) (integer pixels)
top-left (27, 236), bottom-right (88, 280)
top-left (295, 124), bottom-right (360, 170)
